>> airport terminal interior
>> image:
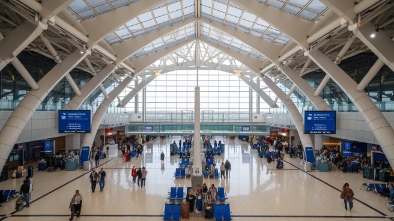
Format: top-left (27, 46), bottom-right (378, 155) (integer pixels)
top-left (1, 0), bottom-right (394, 220)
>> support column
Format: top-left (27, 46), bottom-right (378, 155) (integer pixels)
top-left (64, 65), bottom-right (115, 110)
top-left (256, 78), bottom-right (260, 114)
top-left (0, 49), bottom-right (88, 171)
top-left (134, 79), bottom-right (139, 113)
top-left (307, 50), bottom-right (394, 169)
top-left (81, 77), bottom-right (133, 154)
top-left (0, 21), bottom-right (46, 70)
top-left (262, 76), bottom-right (314, 151)
top-left (192, 86), bottom-right (203, 190)
top-left (249, 87), bottom-right (253, 121)
top-left (65, 134), bottom-right (81, 153)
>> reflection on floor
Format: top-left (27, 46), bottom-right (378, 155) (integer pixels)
top-left (0, 136), bottom-right (391, 220)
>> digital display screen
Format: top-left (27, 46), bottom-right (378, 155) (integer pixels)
top-left (242, 126), bottom-right (250, 132)
top-left (145, 126), bottom-right (153, 132)
top-left (344, 142), bottom-right (352, 151)
top-left (58, 110), bottom-right (91, 133)
top-left (304, 111), bottom-right (336, 134)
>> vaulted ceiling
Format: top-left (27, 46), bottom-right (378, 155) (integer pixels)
top-left (0, 0), bottom-right (393, 85)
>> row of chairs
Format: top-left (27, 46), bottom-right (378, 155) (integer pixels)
top-left (217, 187), bottom-right (228, 202)
top-left (163, 203), bottom-right (180, 221)
top-left (168, 187), bottom-right (185, 201)
top-left (174, 168), bottom-right (186, 178)
top-left (361, 183), bottom-right (390, 197)
top-left (214, 204), bottom-right (232, 220)
top-left (178, 158), bottom-right (189, 167)
top-left (1, 190), bottom-right (18, 202)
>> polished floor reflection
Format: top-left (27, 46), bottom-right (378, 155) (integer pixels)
top-left (0, 136), bottom-right (391, 220)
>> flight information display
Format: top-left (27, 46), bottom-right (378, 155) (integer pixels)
top-left (304, 111), bottom-right (336, 134)
top-left (58, 110), bottom-right (91, 133)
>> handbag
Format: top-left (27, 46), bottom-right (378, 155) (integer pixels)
top-left (340, 191), bottom-right (345, 199)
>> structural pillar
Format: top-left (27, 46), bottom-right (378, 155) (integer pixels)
top-left (135, 79), bottom-right (139, 113)
top-left (306, 50), bottom-right (394, 169)
top-left (256, 78), bottom-right (260, 114)
top-left (192, 86), bottom-right (203, 191)
top-left (0, 49), bottom-right (88, 171)
top-left (81, 77), bottom-right (133, 155)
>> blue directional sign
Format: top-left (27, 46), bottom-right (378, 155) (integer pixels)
top-left (58, 110), bottom-right (91, 133)
top-left (304, 111), bottom-right (336, 134)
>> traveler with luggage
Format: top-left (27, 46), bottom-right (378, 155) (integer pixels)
top-left (19, 179), bottom-right (31, 208)
top-left (98, 168), bottom-right (106, 191)
top-left (340, 183), bottom-right (354, 211)
top-left (220, 162), bottom-right (225, 179)
top-left (89, 169), bottom-right (99, 192)
top-left (69, 190), bottom-right (83, 220)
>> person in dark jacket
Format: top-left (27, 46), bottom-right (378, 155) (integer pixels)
top-left (20, 179), bottom-right (31, 208)
top-left (186, 189), bottom-right (196, 212)
top-left (89, 169), bottom-right (99, 192)
top-left (69, 190), bottom-right (83, 220)
top-left (136, 168), bottom-right (142, 187)
top-left (94, 151), bottom-right (100, 167)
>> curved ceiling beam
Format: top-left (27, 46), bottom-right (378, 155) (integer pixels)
top-left (130, 39), bottom-right (195, 75)
top-left (20, 0), bottom-right (74, 21)
top-left (200, 18), bottom-right (283, 63)
top-left (80, 0), bottom-right (160, 46)
top-left (238, 75), bottom-right (278, 108)
top-left (231, 0), bottom-right (314, 48)
top-left (113, 19), bottom-right (196, 65)
top-left (201, 39), bottom-right (261, 74)
top-left (117, 74), bottom-right (157, 107)
top-left (118, 39), bottom-right (194, 107)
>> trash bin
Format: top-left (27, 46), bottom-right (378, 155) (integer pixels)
top-left (90, 160), bottom-right (95, 169)
top-left (304, 162), bottom-right (312, 172)
top-left (83, 161), bottom-right (91, 171)
top-left (27, 166), bottom-right (33, 178)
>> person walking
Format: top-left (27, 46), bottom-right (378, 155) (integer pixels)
top-left (160, 151), bottom-right (165, 161)
top-left (69, 190), bottom-right (83, 220)
top-left (94, 151), bottom-right (100, 167)
top-left (136, 168), bottom-right (142, 187)
top-left (89, 169), bottom-right (99, 192)
top-left (19, 179), bottom-right (32, 208)
top-left (341, 183), bottom-right (354, 211)
top-left (141, 167), bottom-right (148, 187)
top-left (98, 168), bottom-right (106, 192)
top-left (131, 166), bottom-right (137, 184)
top-left (224, 160), bottom-right (231, 178)
top-left (220, 162), bottom-right (225, 179)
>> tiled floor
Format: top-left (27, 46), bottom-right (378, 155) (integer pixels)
top-left (0, 136), bottom-right (391, 220)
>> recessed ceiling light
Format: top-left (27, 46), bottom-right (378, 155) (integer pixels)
top-left (370, 33), bottom-right (376, 38)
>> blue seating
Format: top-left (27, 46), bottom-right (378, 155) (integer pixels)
top-left (172, 204), bottom-right (181, 220)
top-left (214, 205), bottom-right (223, 220)
top-left (179, 168), bottom-right (186, 178)
top-left (217, 187), bottom-right (228, 201)
top-left (168, 187), bottom-right (176, 201)
top-left (176, 187), bottom-right (183, 201)
top-left (202, 170), bottom-right (209, 177)
top-left (187, 187), bottom-right (192, 194)
top-left (174, 168), bottom-right (181, 178)
top-left (164, 203), bottom-right (173, 220)
top-left (213, 204), bottom-right (232, 220)
top-left (223, 204), bottom-right (232, 220)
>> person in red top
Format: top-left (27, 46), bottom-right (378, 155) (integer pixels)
top-left (131, 166), bottom-right (137, 184)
